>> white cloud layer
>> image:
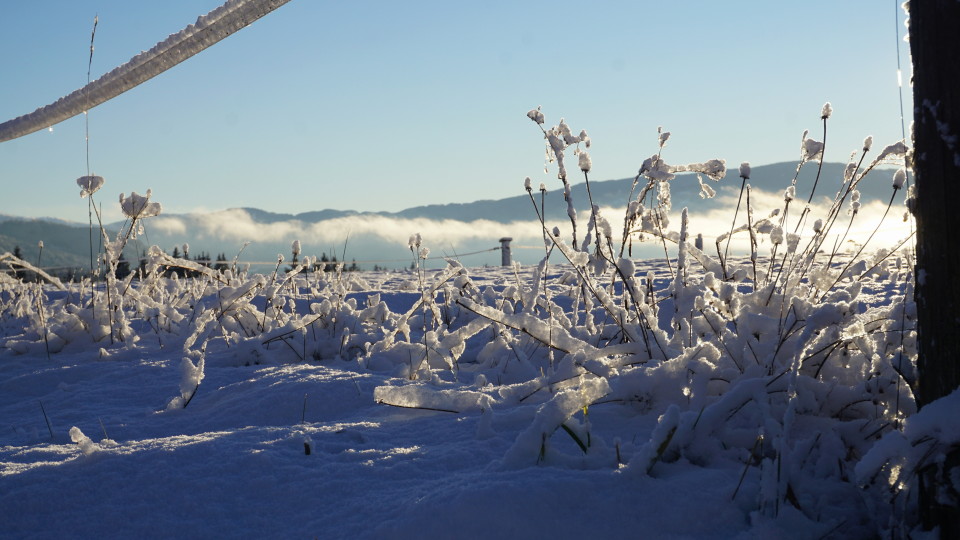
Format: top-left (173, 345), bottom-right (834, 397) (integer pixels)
top-left (149, 186), bottom-right (914, 265)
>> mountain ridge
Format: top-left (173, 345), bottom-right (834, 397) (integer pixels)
top-left (1, 161), bottom-right (903, 270)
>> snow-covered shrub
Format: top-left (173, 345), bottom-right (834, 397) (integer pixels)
top-left (371, 105), bottom-right (917, 535)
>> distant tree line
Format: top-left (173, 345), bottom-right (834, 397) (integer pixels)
top-left (4, 243), bottom-right (376, 284)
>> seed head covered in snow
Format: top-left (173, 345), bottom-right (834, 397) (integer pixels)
top-left (863, 135), bottom-right (874, 151)
top-left (408, 233), bottom-right (422, 250)
top-left (770, 226), bottom-right (784, 245)
top-left (802, 138), bottom-right (825, 162)
top-left (526, 106), bottom-right (545, 125)
top-left (579, 130), bottom-right (591, 148)
top-left (850, 189), bottom-right (862, 214)
top-left (77, 175), bottom-right (105, 198)
top-left (524, 176), bottom-right (532, 192)
top-left (539, 182), bottom-right (547, 192)
top-left (739, 162), bottom-right (751, 179)
top-left (292, 240), bottom-right (301, 256)
top-left (813, 219), bottom-right (824, 233)
top-left (784, 185), bottom-right (796, 202)
top-left (119, 190), bottom-right (162, 219)
top-left (419, 247), bottom-right (430, 259)
top-left (892, 168), bottom-right (907, 190)
top-left (821, 102), bottom-right (833, 119)
top-left (658, 131), bottom-right (671, 148)
top-left (578, 149), bottom-right (592, 172)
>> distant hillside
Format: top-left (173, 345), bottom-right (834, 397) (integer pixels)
top-left (0, 162), bottom-right (901, 271)
top-left (0, 220), bottom-right (138, 273)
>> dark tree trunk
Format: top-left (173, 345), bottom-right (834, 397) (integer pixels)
top-left (910, 0), bottom-right (960, 535)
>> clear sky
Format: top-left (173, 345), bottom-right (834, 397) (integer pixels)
top-left (1, 0), bottom-right (912, 225)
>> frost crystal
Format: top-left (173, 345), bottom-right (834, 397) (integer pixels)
top-left (77, 175), bottom-right (105, 198)
top-left (119, 191), bottom-right (162, 219)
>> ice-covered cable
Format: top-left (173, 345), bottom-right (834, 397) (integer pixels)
top-left (0, 0), bottom-right (292, 143)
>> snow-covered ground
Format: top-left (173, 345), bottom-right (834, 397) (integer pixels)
top-left (0, 250), bottom-right (918, 538)
top-left (2, 104), bottom-right (937, 538)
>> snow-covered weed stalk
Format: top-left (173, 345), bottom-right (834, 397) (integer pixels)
top-left (0, 102), bottom-right (920, 536)
top-left (368, 105), bottom-right (917, 535)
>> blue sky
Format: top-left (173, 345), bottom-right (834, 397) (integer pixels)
top-left (1, 0), bottom-right (911, 224)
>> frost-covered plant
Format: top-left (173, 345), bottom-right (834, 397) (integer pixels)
top-left (366, 105), bottom-right (917, 536)
top-left (0, 102), bottom-right (919, 537)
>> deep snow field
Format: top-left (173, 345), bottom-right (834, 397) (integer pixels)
top-left (0, 248), bottom-right (920, 539)
top-left (0, 268), bottom-right (747, 539)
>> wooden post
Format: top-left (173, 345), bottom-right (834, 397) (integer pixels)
top-left (910, 0), bottom-right (960, 533)
top-left (499, 237), bottom-right (513, 267)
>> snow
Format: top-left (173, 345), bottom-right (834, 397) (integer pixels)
top-left (893, 168), bottom-right (907, 189)
top-left (76, 175), bottom-right (105, 198)
top-left (119, 191), bottom-right (162, 219)
top-left (0, 249), bottom-right (917, 538)
top-left (0, 104), bottom-right (930, 538)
